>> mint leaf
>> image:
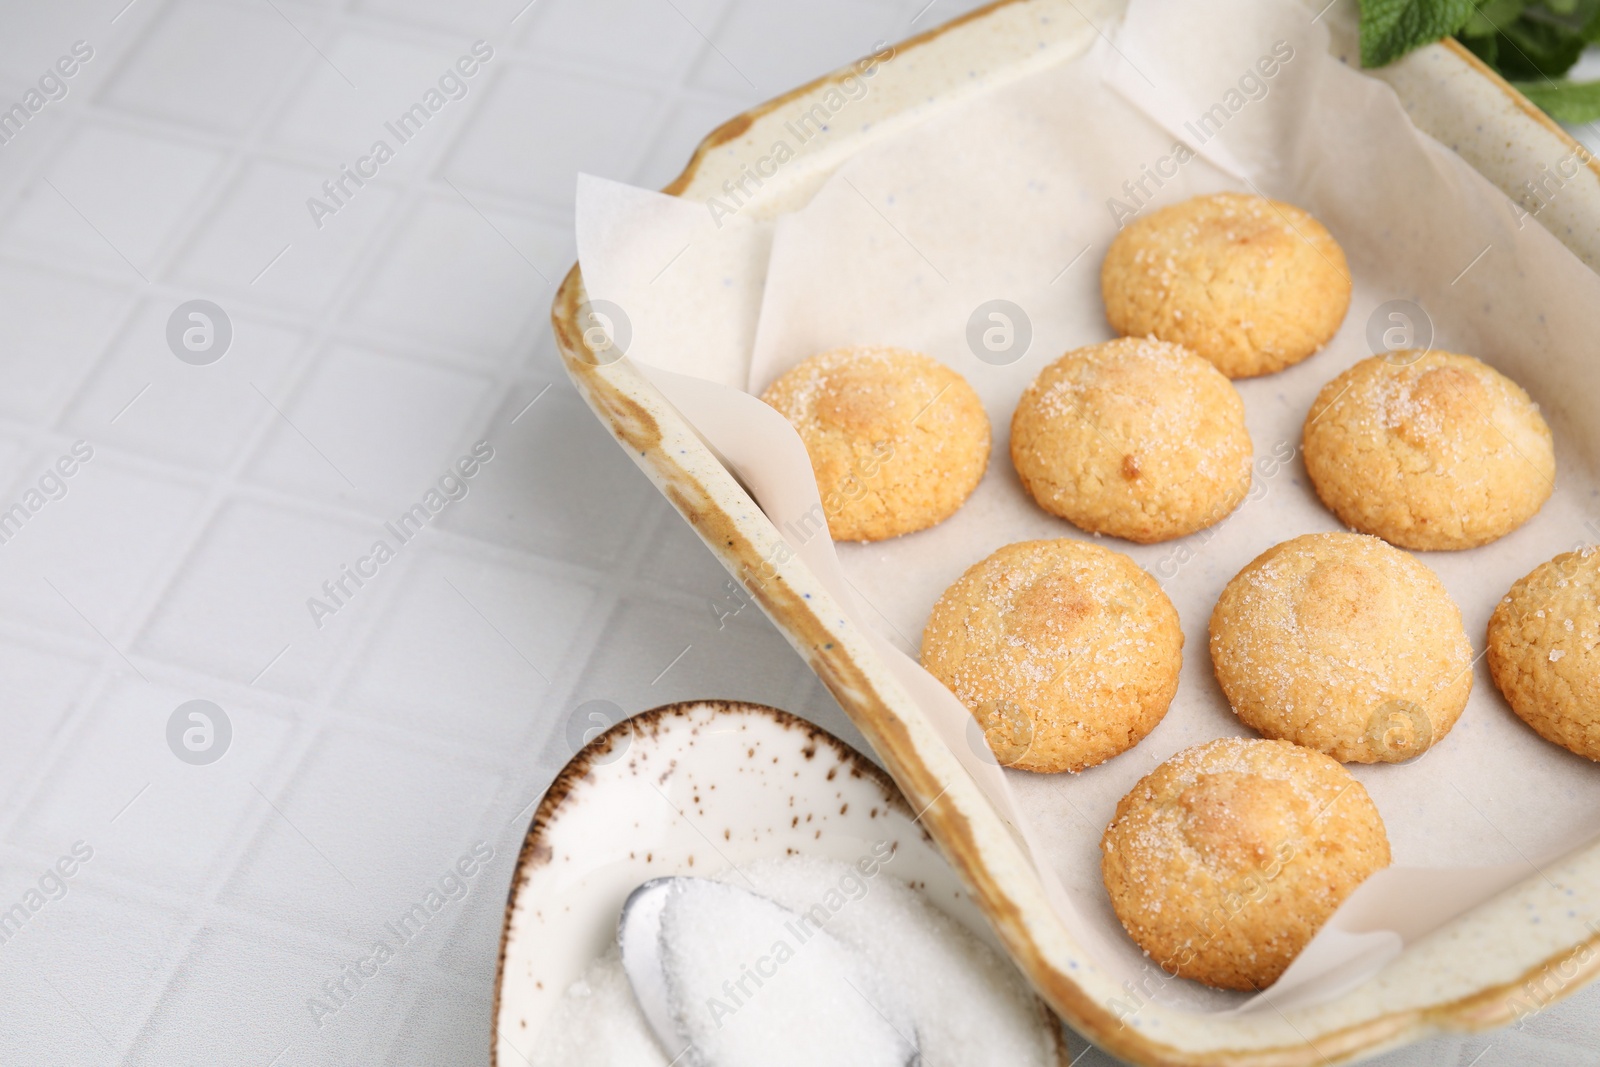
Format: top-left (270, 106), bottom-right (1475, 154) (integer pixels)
top-left (1525, 0), bottom-right (1600, 30)
top-left (1362, 2), bottom-right (1600, 126)
top-left (1515, 77), bottom-right (1600, 120)
top-left (1456, 0), bottom-right (1526, 65)
top-left (1463, 0), bottom-right (1535, 36)
top-left (1361, 0), bottom-right (1479, 66)
top-left (1457, 28), bottom-right (1499, 62)
top-left (1487, 11), bottom-right (1589, 76)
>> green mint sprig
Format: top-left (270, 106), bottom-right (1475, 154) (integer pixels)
top-left (1360, 0), bottom-right (1600, 122)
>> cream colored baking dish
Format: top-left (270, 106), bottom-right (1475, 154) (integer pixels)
top-left (549, 1), bottom-right (1600, 1063)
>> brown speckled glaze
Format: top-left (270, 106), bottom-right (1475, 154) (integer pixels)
top-left (546, 3), bottom-right (1600, 1064)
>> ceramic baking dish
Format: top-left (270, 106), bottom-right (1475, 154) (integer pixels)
top-left (549, 1), bottom-right (1600, 1062)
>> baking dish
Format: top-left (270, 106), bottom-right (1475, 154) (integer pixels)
top-left (549, 2), bottom-right (1600, 1062)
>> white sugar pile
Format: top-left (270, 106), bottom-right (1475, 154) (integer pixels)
top-left (530, 854), bottom-right (1056, 1066)
top-left (527, 946), bottom-right (671, 1066)
top-left (661, 877), bottom-right (914, 1066)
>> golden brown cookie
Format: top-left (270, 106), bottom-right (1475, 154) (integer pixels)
top-left (1302, 351), bottom-right (1554, 551)
top-left (920, 539), bottom-right (1182, 774)
top-left (1488, 548), bottom-right (1600, 761)
top-left (1209, 532), bottom-right (1472, 763)
top-left (1101, 192), bottom-right (1351, 378)
top-left (761, 346), bottom-right (990, 542)
top-left (1101, 737), bottom-right (1391, 991)
top-left (1010, 337), bottom-right (1253, 543)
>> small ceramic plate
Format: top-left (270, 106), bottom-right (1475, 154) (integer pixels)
top-left (491, 699), bottom-right (1070, 1064)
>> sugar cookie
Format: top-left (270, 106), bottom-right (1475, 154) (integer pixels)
top-left (1101, 192), bottom-right (1351, 378)
top-left (921, 539), bottom-right (1182, 774)
top-left (1209, 532), bottom-right (1472, 763)
top-left (1010, 337), bottom-right (1253, 543)
top-left (761, 346), bottom-right (990, 542)
top-left (1488, 547), bottom-right (1600, 762)
top-left (1302, 351), bottom-right (1554, 551)
top-left (1101, 737), bottom-right (1391, 991)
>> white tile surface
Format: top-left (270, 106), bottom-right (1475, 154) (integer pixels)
top-left (380, 972), bottom-right (490, 1067)
top-left (0, 0), bottom-right (1593, 1064)
top-left (441, 64), bottom-right (664, 207)
top-left (0, 0), bottom-right (113, 84)
top-left (354, 0), bottom-right (529, 37)
top-left (124, 924), bottom-right (375, 1066)
top-left (343, 194), bottom-right (564, 358)
top-left (62, 300), bottom-right (309, 470)
top-left (133, 498), bottom-right (382, 696)
top-left (244, 341), bottom-right (494, 503)
top-left (174, 156), bottom-right (402, 309)
top-left (3, 123), bottom-right (225, 274)
top-left (433, 386), bottom-right (661, 567)
top-left (266, 28), bottom-right (472, 180)
top-left (337, 549), bottom-right (600, 745)
top-left (687, 0), bottom-right (898, 97)
top-left (0, 641), bottom-right (97, 812)
top-left (521, 0), bottom-right (729, 77)
top-left (11, 676), bottom-right (296, 892)
top-left (216, 727), bottom-right (502, 938)
top-left (0, 260), bottom-right (132, 421)
top-left (99, 0), bottom-right (309, 133)
top-left (0, 880), bottom-right (187, 1054)
top-left (0, 455), bottom-right (206, 635)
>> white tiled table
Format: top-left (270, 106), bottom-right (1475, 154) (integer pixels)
top-left (0, 2), bottom-right (1593, 1064)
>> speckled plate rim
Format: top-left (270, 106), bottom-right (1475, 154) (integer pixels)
top-left (490, 699), bottom-right (1073, 1065)
top-left (546, 3), bottom-right (1600, 1064)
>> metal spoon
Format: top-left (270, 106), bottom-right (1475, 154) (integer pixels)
top-left (618, 876), bottom-right (921, 1066)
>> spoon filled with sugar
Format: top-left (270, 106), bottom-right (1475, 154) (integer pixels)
top-left (618, 876), bottom-right (920, 1067)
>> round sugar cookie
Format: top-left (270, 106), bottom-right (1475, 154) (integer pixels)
top-left (1009, 337), bottom-right (1253, 543)
top-left (760, 346), bottom-right (990, 542)
top-left (1488, 547), bottom-right (1600, 762)
top-left (920, 539), bottom-right (1182, 774)
top-left (1101, 192), bottom-right (1351, 378)
top-left (1101, 737), bottom-right (1391, 991)
top-left (1209, 532), bottom-right (1473, 763)
top-left (1302, 351), bottom-right (1555, 551)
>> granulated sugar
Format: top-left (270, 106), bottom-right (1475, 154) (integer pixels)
top-left (738, 855), bottom-right (1055, 1064)
top-left (528, 946), bottom-right (673, 1067)
top-left (661, 877), bottom-right (913, 1066)
top-left (530, 855), bottom-right (1056, 1066)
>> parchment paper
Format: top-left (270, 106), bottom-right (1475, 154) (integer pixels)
top-left (575, 0), bottom-right (1600, 1012)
